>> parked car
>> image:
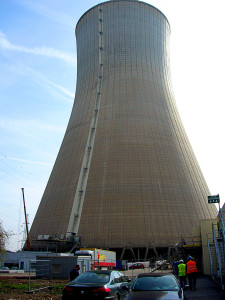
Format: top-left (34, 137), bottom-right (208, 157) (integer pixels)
top-left (129, 263), bottom-right (145, 270)
top-left (123, 273), bottom-right (184, 299)
top-left (62, 270), bottom-right (131, 299)
top-left (0, 266), bottom-right (9, 270)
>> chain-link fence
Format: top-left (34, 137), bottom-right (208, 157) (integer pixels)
top-left (28, 259), bottom-right (52, 292)
top-left (26, 257), bottom-right (172, 292)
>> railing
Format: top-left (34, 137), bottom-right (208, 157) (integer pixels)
top-left (207, 233), bottom-right (214, 280)
top-left (181, 236), bottom-right (201, 247)
top-left (218, 208), bottom-right (225, 283)
top-left (219, 209), bottom-right (225, 265)
top-left (212, 223), bottom-right (224, 290)
top-left (219, 208), bottom-right (225, 244)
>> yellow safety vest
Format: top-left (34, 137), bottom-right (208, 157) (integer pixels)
top-left (178, 263), bottom-right (186, 276)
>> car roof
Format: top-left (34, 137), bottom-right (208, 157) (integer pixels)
top-left (137, 273), bottom-right (175, 278)
top-left (83, 270), bottom-right (112, 274)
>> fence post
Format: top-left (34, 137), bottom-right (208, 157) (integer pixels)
top-left (28, 260), bottom-right (31, 292)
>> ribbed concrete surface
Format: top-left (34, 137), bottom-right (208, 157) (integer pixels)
top-left (29, 0), bottom-right (217, 250)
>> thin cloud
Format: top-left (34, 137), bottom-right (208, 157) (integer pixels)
top-left (0, 54), bottom-right (74, 103)
top-left (0, 155), bottom-right (53, 166)
top-left (0, 118), bottom-right (65, 133)
top-left (46, 80), bottom-right (75, 99)
top-left (0, 117), bottom-right (65, 157)
top-left (28, 66), bottom-right (75, 102)
top-left (0, 30), bottom-right (76, 64)
top-left (14, 0), bottom-right (75, 28)
top-left (30, 67), bottom-right (75, 101)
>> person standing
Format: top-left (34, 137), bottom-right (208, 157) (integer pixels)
top-left (186, 256), bottom-right (197, 290)
top-left (173, 260), bottom-right (179, 277)
top-left (70, 264), bottom-right (80, 281)
top-left (178, 259), bottom-right (186, 288)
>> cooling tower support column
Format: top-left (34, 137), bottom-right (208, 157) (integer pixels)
top-left (66, 6), bottom-right (104, 237)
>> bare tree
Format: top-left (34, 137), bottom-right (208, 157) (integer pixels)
top-left (0, 220), bottom-right (11, 256)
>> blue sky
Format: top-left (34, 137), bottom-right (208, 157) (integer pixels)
top-left (1, 0), bottom-right (225, 251)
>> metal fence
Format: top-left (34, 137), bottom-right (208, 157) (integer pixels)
top-left (28, 259), bottom-right (52, 292)
top-left (27, 257), bottom-right (173, 281)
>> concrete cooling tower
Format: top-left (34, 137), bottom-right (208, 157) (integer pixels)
top-left (29, 0), bottom-right (217, 257)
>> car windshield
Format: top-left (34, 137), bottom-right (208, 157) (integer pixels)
top-left (132, 275), bottom-right (179, 291)
top-left (73, 272), bottom-right (110, 284)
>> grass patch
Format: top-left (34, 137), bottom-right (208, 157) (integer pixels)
top-left (0, 279), bottom-right (68, 295)
top-left (48, 283), bottom-right (66, 294)
top-left (0, 280), bottom-right (28, 293)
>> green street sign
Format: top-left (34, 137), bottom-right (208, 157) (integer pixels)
top-left (208, 194), bottom-right (220, 204)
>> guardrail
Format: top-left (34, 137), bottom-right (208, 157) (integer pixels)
top-left (181, 236), bottom-right (202, 247)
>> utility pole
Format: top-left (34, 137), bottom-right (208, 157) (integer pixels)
top-left (21, 188), bottom-right (30, 251)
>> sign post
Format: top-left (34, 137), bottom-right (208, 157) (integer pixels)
top-left (208, 194), bottom-right (220, 209)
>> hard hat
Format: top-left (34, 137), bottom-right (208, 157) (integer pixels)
top-left (179, 259), bottom-right (184, 263)
top-left (188, 256), bottom-right (192, 260)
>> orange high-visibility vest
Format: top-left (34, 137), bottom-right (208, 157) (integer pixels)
top-left (186, 260), bottom-right (197, 274)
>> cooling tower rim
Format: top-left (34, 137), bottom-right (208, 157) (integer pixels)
top-left (75, 0), bottom-right (170, 33)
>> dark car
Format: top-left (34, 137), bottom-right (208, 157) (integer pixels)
top-left (123, 273), bottom-right (184, 300)
top-left (62, 270), bottom-right (131, 299)
top-left (129, 263), bottom-right (145, 270)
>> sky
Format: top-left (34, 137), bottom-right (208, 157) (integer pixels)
top-left (0, 0), bottom-right (225, 252)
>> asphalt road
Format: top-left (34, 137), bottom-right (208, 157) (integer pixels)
top-left (184, 275), bottom-right (225, 300)
top-left (123, 268), bottom-right (225, 300)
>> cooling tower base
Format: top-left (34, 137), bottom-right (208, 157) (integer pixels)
top-left (106, 246), bottom-right (179, 261)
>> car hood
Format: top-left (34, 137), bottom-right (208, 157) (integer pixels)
top-left (127, 290), bottom-right (183, 299)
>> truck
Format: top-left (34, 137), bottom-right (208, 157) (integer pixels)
top-left (75, 248), bottom-right (116, 271)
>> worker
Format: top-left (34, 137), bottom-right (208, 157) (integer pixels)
top-left (173, 260), bottom-right (179, 277)
top-left (186, 256), bottom-right (197, 291)
top-left (178, 259), bottom-right (186, 288)
top-left (70, 264), bottom-right (80, 281)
